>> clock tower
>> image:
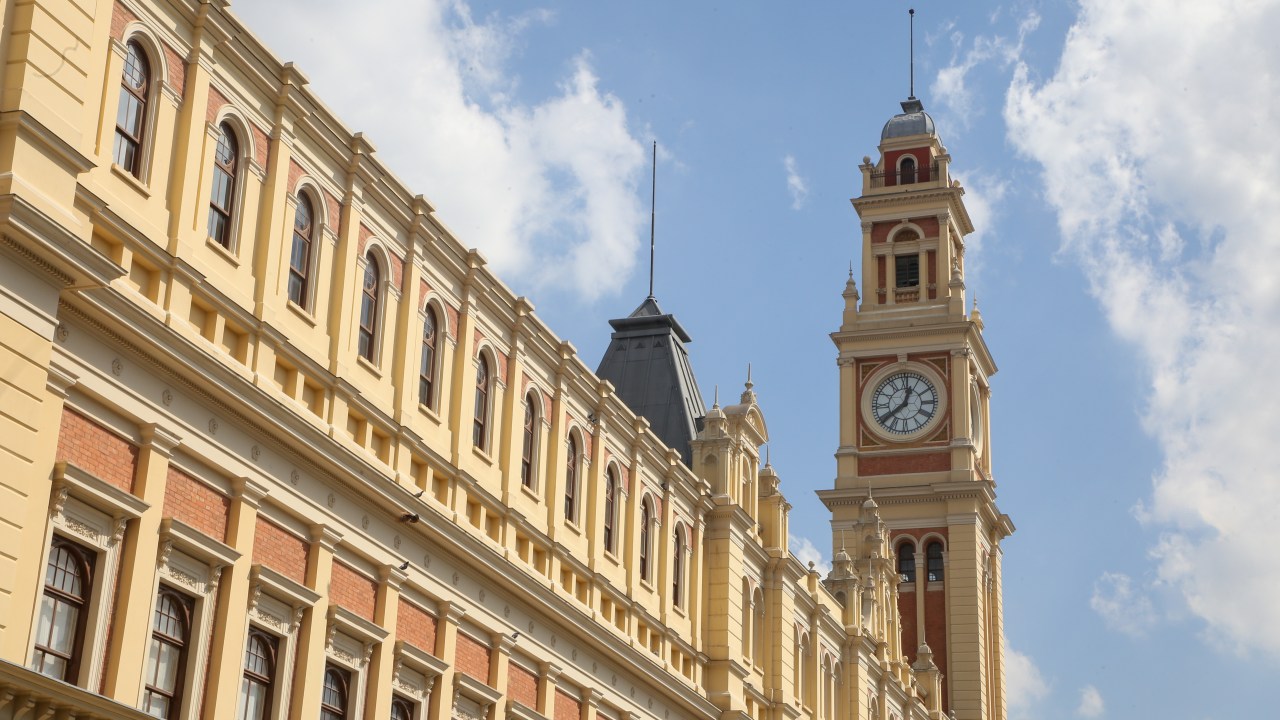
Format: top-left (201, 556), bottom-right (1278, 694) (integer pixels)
top-left (819, 97), bottom-right (1015, 720)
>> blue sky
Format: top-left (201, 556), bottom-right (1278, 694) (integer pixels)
top-left (236, 1), bottom-right (1280, 717)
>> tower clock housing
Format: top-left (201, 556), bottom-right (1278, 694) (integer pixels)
top-left (819, 97), bottom-right (1014, 720)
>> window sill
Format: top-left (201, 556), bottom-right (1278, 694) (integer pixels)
top-left (356, 354), bottom-right (382, 378)
top-left (639, 579), bottom-right (654, 594)
top-left (519, 484), bottom-right (541, 503)
top-left (471, 445), bottom-right (493, 466)
top-left (286, 300), bottom-right (317, 327)
top-left (602, 549), bottom-right (620, 566)
top-left (417, 402), bottom-right (442, 425)
top-left (205, 236), bottom-right (240, 267)
top-left (672, 604), bottom-right (686, 619)
top-left (110, 163), bottom-right (151, 198)
top-left (563, 519), bottom-right (583, 536)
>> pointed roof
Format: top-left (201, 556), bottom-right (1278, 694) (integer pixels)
top-left (595, 296), bottom-right (706, 464)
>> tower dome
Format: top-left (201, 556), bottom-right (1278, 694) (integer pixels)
top-left (881, 97), bottom-right (935, 140)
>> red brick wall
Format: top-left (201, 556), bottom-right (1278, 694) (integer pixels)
top-left (162, 43), bottom-right (185, 96)
top-left (858, 452), bottom-right (951, 476)
top-left (288, 159), bottom-right (307, 193)
top-left (324, 191), bottom-right (342, 232)
top-left (397, 598), bottom-right (438, 656)
top-left (330, 561), bottom-right (378, 622)
top-left (252, 518), bottom-right (309, 584)
top-left (57, 408), bottom-right (138, 492)
top-left (162, 467), bottom-right (229, 542)
top-left (554, 690), bottom-right (581, 720)
top-left (925, 587), bottom-right (949, 712)
top-left (251, 123), bottom-right (270, 168)
top-left (898, 590), bottom-right (918, 662)
top-left (206, 85), bottom-right (229, 125)
top-left (110, 1), bottom-right (138, 40)
top-left (454, 633), bottom-right (491, 684)
top-left (508, 663), bottom-right (537, 708)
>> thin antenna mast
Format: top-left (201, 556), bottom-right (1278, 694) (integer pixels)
top-left (909, 8), bottom-right (916, 99)
top-left (648, 140), bottom-right (657, 299)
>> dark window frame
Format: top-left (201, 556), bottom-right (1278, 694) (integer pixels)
top-left (472, 355), bottom-right (490, 449)
top-left (321, 664), bottom-right (351, 720)
top-left (897, 542), bottom-right (917, 583)
top-left (672, 526), bottom-right (685, 607)
top-left (240, 628), bottom-right (278, 720)
top-left (563, 434), bottom-right (579, 522)
top-left (899, 155), bottom-right (917, 184)
top-left (926, 541), bottom-right (945, 582)
top-left (31, 536), bottom-right (95, 683)
top-left (520, 394), bottom-right (536, 488)
top-left (895, 254), bottom-right (920, 288)
top-left (419, 308), bottom-right (439, 408)
top-left (358, 253), bottom-right (381, 361)
top-left (113, 40), bottom-right (150, 176)
top-left (142, 587), bottom-right (194, 719)
top-left (639, 499), bottom-right (652, 582)
top-left (288, 194), bottom-right (315, 307)
top-left (207, 122), bottom-right (239, 248)
top-left (603, 468), bottom-right (617, 553)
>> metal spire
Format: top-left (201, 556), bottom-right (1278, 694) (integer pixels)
top-left (909, 9), bottom-right (916, 100)
top-left (648, 140), bottom-right (657, 299)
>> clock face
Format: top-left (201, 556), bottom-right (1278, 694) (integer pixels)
top-left (871, 371), bottom-right (939, 435)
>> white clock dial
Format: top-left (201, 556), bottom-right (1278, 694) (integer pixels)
top-left (871, 371), bottom-right (939, 435)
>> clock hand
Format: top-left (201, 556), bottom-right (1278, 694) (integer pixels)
top-left (878, 392), bottom-right (912, 424)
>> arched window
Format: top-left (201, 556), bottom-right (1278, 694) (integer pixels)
top-left (639, 498), bottom-right (653, 582)
top-left (288, 194), bottom-right (314, 307)
top-left (897, 541), bottom-right (916, 583)
top-left (899, 155), bottom-right (917, 184)
top-left (823, 655), bottom-right (835, 720)
top-left (239, 630), bottom-right (277, 720)
top-left (321, 665), bottom-right (349, 720)
top-left (563, 434), bottom-right (579, 522)
top-left (672, 525), bottom-right (686, 608)
top-left (799, 633), bottom-right (813, 707)
top-left (741, 580), bottom-right (753, 658)
top-left (603, 467), bottom-right (617, 553)
top-left (926, 541), bottom-right (945, 581)
top-left (752, 587), bottom-right (765, 665)
top-left (391, 698), bottom-right (415, 720)
top-left (520, 395), bottom-right (536, 488)
top-left (113, 40), bottom-right (150, 176)
top-left (419, 308), bottom-right (439, 407)
top-left (472, 355), bottom-right (490, 449)
top-left (358, 253), bottom-right (381, 361)
top-left (31, 537), bottom-right (94, 681)
top-left (143, 589), bottom-right (193, 718)
top-left (207, 122), bottom-right (239, 248)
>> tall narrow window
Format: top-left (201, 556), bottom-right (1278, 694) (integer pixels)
top-left (31, 537), bottom-right (94, 682)
top-left (926, 541), bottom-right (945, 581)
top-left (143, 589), bottom-right (193, 718)
top-left (603, 468), bottom-right (617, 553)
top-left (358, 254), bottom-right (381, 361)
top-left (752, 588), bottom-right (765, 665)
top-left (900, 155), bottom-right (917, 184)
top-left (320, 665), bottom-right (349, 720)
top-left (391, 697), bottom-right (415, 720)
top-left (207, 123), bottom-right (239, 248)
top-left (238, 630), bottom-right (277, 720)
top-left (520, 395), bottom-right (536, 488)
top-left (563, 435), bottom-right (579, 522)
top-left (639, 499), bottom-right (652, 581)
top-left (897, 542), bottom-right (917, 583)
top-left (672, 526), bottom-right (685, 607)
top-left (419, 309), bottom-right (438, 407)
top-left (114, 41), bottom-right (150, 176)
top-left (895, 254), bottom-right (920, 288)
top-left (472, 355), bottom-right (489, 448)
top-left (288, 195), bottom-right (314, 307)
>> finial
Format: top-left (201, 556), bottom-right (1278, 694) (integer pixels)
top-left (840, 529), bottom-right (848, 552)
top-left (765, 443), bottom-right (771, 468)
top-left (973, 294), bottom-right (980, 312)
top-left (848, 261), bottom-right (854, 279)
top-left (745, 363), bottom-right (754, 391)
top-left (713, 384), bottom-right (719, 408)
top-left (648, 141), bottom-right (657, 300)
top-left (908, 9), bottom-right (916, 100)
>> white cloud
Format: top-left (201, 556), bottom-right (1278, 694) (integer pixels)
top-left (949, 169), bottom-right (1007, 287)
top-left (931, 11), bottom-right (1040, 128)
top-left (789, 534), bottom-right (830, 576)
top-left (1090, 572), bottom-right (1157, 637)
top-left (783, 155), bottom-right (809, 210)
top-left (1006, 0), bottom-right (1280, 657)
top-left (1077, 685), bottom-right (1105, 718)
top-left (233, 0), bottom-right (646, 301)
top-left (1005, 642), bottom-right (1050, 720)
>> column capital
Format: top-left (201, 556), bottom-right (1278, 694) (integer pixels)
top-left (310, 523), bottom-right (343, 550)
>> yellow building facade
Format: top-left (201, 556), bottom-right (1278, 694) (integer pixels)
top-left (0, 2), bottom-right (1007, 720)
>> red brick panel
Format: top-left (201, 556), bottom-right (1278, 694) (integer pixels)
top-left (251, 518), bottom-right (309, 584)
top-left (914, 216), bottom-right (940, 237)
top-left (397, 599), bottom-right (438, 656)
top-left (858, 452), bottom-right (951, 476)
top-left (507, 663), bottom-right (538, 708)
top-left (288, 159), bottom-right (307, 194)
top-left (871, 222), bottom-right (894, 244)
top-left (898, 591), bottom-right (918, 663)
top-left (357, 224), bottom-right (374, 257)
top-left (162, 468), bottom-right (229, 542)
top-left (454, 633), bottom-right (491, 684)
top-left (445, 305), bottom-right (460, 340)
top-left (110, 1), bottom-right (139, 40)
top-left (926, 249), bottom-right (937, 300)
top-left (925, 587), bottom-right (949, 712)
top-left (251, 123), bottom-right (270, 168)
top-left (205, 85), bottom-right (229, 125)
top-left (324, 191), bottom-right (342, 232)
top-left (876, 256), bottom-right (887, 303)
top-left (57, 408), bottom-right (139, 492)
top-left (330, 561), bottom-right (378, 622)
top-left (554, 690), bottom-right (581, 720)
top-left (162, 43), bottom-right (185, 96)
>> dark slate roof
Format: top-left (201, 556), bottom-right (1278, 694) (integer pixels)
top-left (595, 296), bottom-right (706, 464)
top-left (881, 97), bottom-right (936, 140)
